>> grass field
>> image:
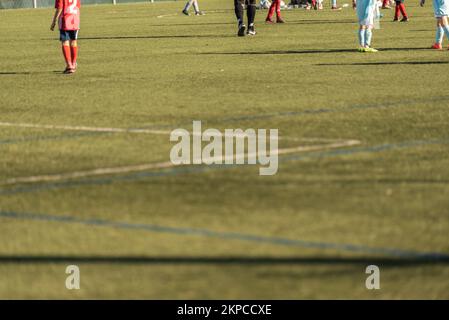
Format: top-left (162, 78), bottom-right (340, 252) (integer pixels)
top-left (0, 0), bottom-right (449, 299)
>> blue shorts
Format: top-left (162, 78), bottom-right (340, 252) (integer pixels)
top-left (60, 30), bottom-right (79, 42)
top-left (433, 0), bottom-right (449, 17)
top-left (357, 0), bottom-right (377, 26)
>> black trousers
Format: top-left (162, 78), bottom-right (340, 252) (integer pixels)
top-left (234, 0), bottom-right (257, 26)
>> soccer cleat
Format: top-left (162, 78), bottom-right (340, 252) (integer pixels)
top-left (63, 67), bottom-right (72, 74)
top-left (400, 17), bottom-right (409, 22)
top-left (364, 47), bottom-right (379, 53)
top-left (182, 9), bottom-right (189, 16)
top-left (238, 24), bottom-right (246, 37)
top-left (265, 18), bottom-right (274, 23)
top-left (247, 25), bottom-right (256, 36)
top-left (195, 11), bottom-right (205, 15)
top-left (331, 6), bottom-right (342, 10)
top-left (393, 17), bottom-right (399, 21)
top-left (276, 17), bottom-right (285, 23)
top-left (357, 47), bottom-right (366, 52)
top-left (431, 43), bottom-right (442, 49)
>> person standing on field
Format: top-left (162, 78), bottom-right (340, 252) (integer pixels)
top-left (353, 0), bottom-right (379, 52)
top-left (420, 0), bottom-right (449, 49)
top-left (50, 0), bottom-right (80, 74)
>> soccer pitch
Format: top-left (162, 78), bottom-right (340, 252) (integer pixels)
top-left (0, 0), bottom-right (449, 299)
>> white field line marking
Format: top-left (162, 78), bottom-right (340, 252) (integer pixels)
top-left (156, 13), bottom-right (178, 18)
top-left (156, 10), bottom-right (226, 18)
top-left (0, 139), bottom-right (361, 186)
top-left (0, 122), bottom-right (170, 135)
top-left (0, 121), bottom-right (335, 141)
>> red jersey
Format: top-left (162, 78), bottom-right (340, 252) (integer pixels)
top-left (55, 0), bottom-right (80, 31)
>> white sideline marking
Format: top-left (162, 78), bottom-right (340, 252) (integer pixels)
top-left (0, 139), bottom-right (361, 186)
top-left (0, 121), bottom-right (334, 141)
top-left (0, 122), bottom-right (170, 135)
top-left (156, 13), bottom-right (178, 18)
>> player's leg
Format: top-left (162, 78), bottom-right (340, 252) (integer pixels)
top-left (68, 30), bottom-right (79, 73)
top-left (382, 0), bottom-right (391, 8)
top-left (69, 42), bottom-right (77, 73)
top-left (266, 0), bottom-right (276, 22)
top-left (235, 0), bottom-right (246, 36)
top-left (440, 16), bottom-right (449, 48)
top-left (183, 0), bottom-right (194, 15)
top-left (398, 0), bottom-right (408, 21)
top-left (364, 26), bottom-right (375, 49)
top-left (247, 0), bottom-right (257, 35)
top-left (432, 19), bottom-right (444, 49)
top-left (394, 1), bottom-right (400, 20)
top-left (60, 31), bottom-right (72, 73)
top-left (193, 0), bottom-right (204, 15)
top-left (276, 0), bottom-right (285, 22)
top-left (357, 25), bottom-right (366, 51)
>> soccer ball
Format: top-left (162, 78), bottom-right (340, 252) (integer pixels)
top-left (259, 0), bottom-right (272, 9)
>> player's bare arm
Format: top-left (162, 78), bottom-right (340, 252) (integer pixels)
top-left (50, 8), bottom-right (62, 31)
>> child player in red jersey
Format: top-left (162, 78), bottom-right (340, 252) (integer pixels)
top-left (50, 0), bottom-right (80, 74)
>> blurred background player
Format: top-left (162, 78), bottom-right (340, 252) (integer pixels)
top-left (331, 0), bottom-right (343, 10)
top-left (393, 0), bottom-right (408, 21)
top-left (381, 0), bottom-right (392, 8)
top-left (266, 0), bottom-right (285, 23)
top-left (353, 0), bottom-right (378, 52)
top-left (420, 0), bottom-right (449, 49)
top-left (50, 0), bottom-right (80, 74)
top-left (182, 0), bottom-right (204, 16)
top-left (235, 0), bottom-right (257, 36)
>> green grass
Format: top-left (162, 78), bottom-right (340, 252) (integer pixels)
top-left (0, 0), bottom-right (449, 299)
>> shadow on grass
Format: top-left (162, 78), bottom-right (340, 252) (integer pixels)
top-left (148, 22), bottom-right (236, 27)
top-left (42, 34), bottom-right (234, 41)
top-left (0, 255), bottom-right (448, 266)
top-left (318, 61), bottom-right (449, 66)
top-left (285, 19), bottom-right (356, 25)
top-left (201, 47), bottom-right (431, 55)
top-left (0, 71), bottom-right (62, 75)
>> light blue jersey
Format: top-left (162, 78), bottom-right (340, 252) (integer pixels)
top-left (433, 0), bottom-right (449, 17)
top-left (357, 0), bottom-right (377, 26)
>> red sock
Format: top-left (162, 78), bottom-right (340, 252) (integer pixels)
top-left (275, 0), bottom-right (281, 18)
top-left (399, 3), bottom-right (407, 17)
top-left (62, 45), bottom-right (72, 68)
top-left (70, 45), bottom-right (78, 68)
top-left (267, 2), bottom-right (276, 20)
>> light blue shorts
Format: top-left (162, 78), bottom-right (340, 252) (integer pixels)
top-left (357, 0), bottom-right (377, 26)
top-left (433, 0), bottom-right (449, 17)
